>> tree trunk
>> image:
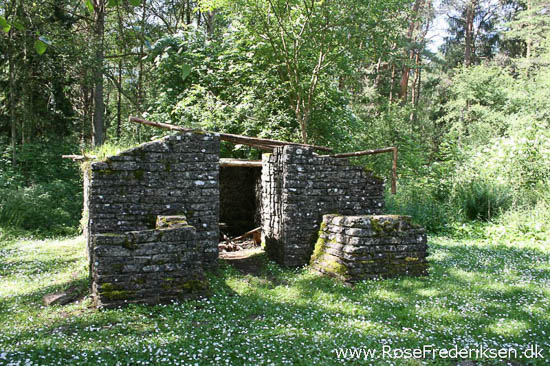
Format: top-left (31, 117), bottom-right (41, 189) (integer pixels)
top-left (464, 0), bottom-right (477, 67)
top-left (9, 34), bottom-right (16, 165)
top-left (295, 101), bottom-right (309, 144)
top-left (373, 57), bottom-right (382, 90)
top-left (186, 0), bottom-right (191, 25)
top-left (389, 64), bottom-right (396, 103)
top-left (409, 52), bottom-right (421, 123)
top-left (117, 59), bottom-right (122, 139)
top-left (7, 0), bottom-right (17, 165)
top-left (399, 0), bottom-right (424, 102)
top-left (205, 10), bottom-right (216, 39)
top-left (526, 0), bottom-right (532, 59)
top-left (21, 3), bottom-right (28, 146)
top-left (92, 1), bottom-right (105, 146)
top-left (412, 52), bottom-right (421, 106)
top-left (138, 0), bottom-right (147, 110)
top-left (415, 57), bottom-right (421, 106)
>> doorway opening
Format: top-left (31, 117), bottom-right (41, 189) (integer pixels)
top-left (218, 159), bottom-right (263, 255)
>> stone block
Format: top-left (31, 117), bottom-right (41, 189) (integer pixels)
top-left (310, 214), bottom-right (428, 282)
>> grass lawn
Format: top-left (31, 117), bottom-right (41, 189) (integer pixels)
top-left (0, 234), bottom-right (548, 365)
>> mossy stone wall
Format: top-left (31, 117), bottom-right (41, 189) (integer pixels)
top-left (84, 133), bottom-right (219, 306)
top-left (92, 222), bottom-right (207, 308)
top-left (84, 133), bottom-right (220, 267)
top-left (261, 146), bottom-right (385, 267)
top-left (310, 214), bottom-right (429, 282)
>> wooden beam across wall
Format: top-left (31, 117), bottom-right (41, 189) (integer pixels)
top-left (128, 117), bottom-right (333, 152)
top-left (220, 159), bottom-right (262, 168)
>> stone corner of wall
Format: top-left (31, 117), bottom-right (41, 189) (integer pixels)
top-left (91, 222), bottom-right (210, 308)
top-left (311, 214), bottom-right (428, 283)
top-left (85, 131), bottom-right (221, 307)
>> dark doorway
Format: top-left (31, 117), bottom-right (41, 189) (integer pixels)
top-left (219, 166), bottom-right (262, 237)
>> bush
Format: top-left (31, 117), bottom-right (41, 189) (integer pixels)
top-left (385, 184), bottom-right (451, 233)
top-left (0, 141), bottom-right (83, 237)
top-left (0, 181), bottom-right (82, 236)
top-left (453, 178), bottom-right (512, 221)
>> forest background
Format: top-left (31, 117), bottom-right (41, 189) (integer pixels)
top-left (0, 0), bottom-right (549, 241)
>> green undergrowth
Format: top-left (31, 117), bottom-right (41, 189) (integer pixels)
top-left (82, 141), bottom-right (139, 163)
top-left (0, 232), bottom-right (548, 365)
top-left (0, 142), bottom-right (83, 236)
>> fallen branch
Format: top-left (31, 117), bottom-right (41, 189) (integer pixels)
top-left (318, 147), bottom-right (395, 158)
top-left (233, 227), bottom-right (261, 242)
top-left (62, 154), bottom-right (97, 161)
top-left (129, 117), bottom-right (333, 152)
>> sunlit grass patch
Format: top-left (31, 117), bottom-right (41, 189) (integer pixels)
top-left (0, 234), bottom-right (548, 365)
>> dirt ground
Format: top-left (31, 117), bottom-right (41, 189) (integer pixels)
top-left (219, 247), bottom-right (266, 276)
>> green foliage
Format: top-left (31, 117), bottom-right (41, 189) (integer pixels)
top-left (453, 178), bottom-right (512, 221)
top-left (144, 30), bottom-right (303, 155)
top-left (0, 142), bottom-right (82, 236)
top-left (83, 141), bottom-right (137, 162)
top-left (385, 182), bottom-right (451, 233)
top-left (439, 65), bottom-right (517, 147)
top-left (424, 59), bottom-right (550, 228)
top-left (0, 15), bottom-right (11, 33)
top-left (485, 201), bottom-right (550, 244)
top-left (0, 181), bottom-right (82, 236)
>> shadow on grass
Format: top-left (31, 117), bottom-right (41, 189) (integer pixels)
top-left (1, 239), bottom-right (549, 365)
top-left (0, 275), bottom-right (89, 316)
top-left (0, 256), bottom-right (81, 277)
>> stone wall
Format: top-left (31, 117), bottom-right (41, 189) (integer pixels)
top-left (261, 146), bottom-right (385, 267)
top-left (84, 132), bottom-right (219, 306)
top-left (310, 214), bottom-right (428, 282)
top-left (91, 216), bottom-right (208, 308)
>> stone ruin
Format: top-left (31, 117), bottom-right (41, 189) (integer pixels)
top-left (83, 131), bottom-right (428, 307)
top-left (310, 215), bottom-right (428, 282)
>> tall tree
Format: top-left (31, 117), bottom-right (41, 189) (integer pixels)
top-left (92, 0), bottom-right (106, 146)
top-left (202, 0), bottom-right (406, 143)
top-left (440, 0), bottom-right (507, 68)
top-left (399, 0), bottom-right (425, 102)
top-left (463, 0), bottom-right (478, 66)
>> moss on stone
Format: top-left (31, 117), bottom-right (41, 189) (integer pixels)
top-left (371, 218), bottom-right (384, 236)
top-left (310, 222), bottom-right (329, 265)
top-left (371, 217), bottom-right (400, 236)
top-left (164, 161), bottom-right (172, 172)
top-left (156, 215), bottom-right (188, 229)
top-left (310, 236), bottom-right (326, 265)
top-left (101, 290), bottom-right (132, 301)
top-left (181, 279), bottom-right (209, 291)
top-left (100, 282), bottom-right (116, 291)
top-left (100, 168), bottom-right (117, 176)
top-left (324, 260), bottom-right (348, 276)
top-left (122, 238), bottom-right (137, 250)
top-left (133, 169), bottom-right (145, 180)
top-left (101, 233), bottom-right (125, 237)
